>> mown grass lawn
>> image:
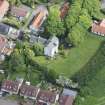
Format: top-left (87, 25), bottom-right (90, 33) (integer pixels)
top-left (9, 70), bottom-right (41, 85)
top-left (35, 34), bottom-right (105, 77)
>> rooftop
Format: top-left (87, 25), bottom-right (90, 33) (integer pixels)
top-left (1, 80), bottom-right (20, 94)
top-left (20, 84), bottom-right (39, 99)
top-left (0, 34), bottom-right (7, 52)
top-left (30, 35), bottom-right (47, 45)
top-left (0, 23), bottom-right (9, 35)
top-left (59, 95), bottom-right (74, 105)
top-left (10, 5), bottom-right (30, 17)
top-left (91, 19), bottom-right (105, 35)
top-left (0, 0), bottom-right (9, 19)
top-left (45, 36), bottom-right (59, 49)
top-left (60, 2), bottom-right (69, 19)
top-left (37, 89), bottom-right (58, 104)
top-left (30, 5), bottom-right (48, 31)
top-left (59, 89), bottom-right (77, 105)
top-left (62, 88), bottom-right (77, 98)
top-left (101, 0), bottom-right (105, 9)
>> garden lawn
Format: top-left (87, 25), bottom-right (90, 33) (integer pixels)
top-left (0, 73), bottom-right (4, 82)
top-left (9, 70), bottom-right (41, 85)
top-left (35, 34), bottom-right (105, 77)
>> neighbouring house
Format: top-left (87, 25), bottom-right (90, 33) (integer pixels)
top-left (59, 88), bottom-right (77, 105)
top-left (0, 34), bottom-right (15, 61)
top-left (0, 23), bottom-right (9, 35)
top-left (91, 19), bottom-right (105, 36)
top-left (44, 36), bottom-right (59, 58)
top-left (0, 79), bottom-right (77, 105)
top-left (10, 5), bottom-right (31, 21)
top-left (0, 34), bottom-right (8, 53)
top-left (0, 0), bottom-right (9, 20)
top-left (101, 0), bottom-right (105, 10)
top-left (30, 35), bottom-right (47, 45)
top-left (8, 27), bottom-right (21, 39)
top-left (0, 23), bottom-right (22, 39)
top-left (60, 1), bottom-right (69, 19)
top-left (1, 80), bottom-right (23, 94)
top-left (2, 40), bottom-right (15, 56)
top-left (30, 5), bottom-right (48, 32)
top-left (0, 34), bottom-right (7, 61)
top-left (20, 84), bottom-right (40, 100)
top-left (37, 90), bottom-right (59, 105)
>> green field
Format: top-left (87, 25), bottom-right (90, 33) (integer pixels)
top-left (35, 34), bottom-right (105, 77)
top-left (76, 65), bottom-right (105, 105)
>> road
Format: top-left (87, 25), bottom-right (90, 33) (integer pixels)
top-left (0, 98), bottom-right (18, 105)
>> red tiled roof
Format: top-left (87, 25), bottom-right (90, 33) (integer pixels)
top-left (20, 84), bottom-right (39, 99)
top-left (59, 95), bottom-right (74, 105)
top-left (91, 20), bottom-right (105, 35)
top-left (30, 6), bottom-right (48, 31)
top-left (0, 0), bottom-right (9, 18)
top-left (0, 35), bottom-right (7, 52)
top-left (36, 101), bottom-right (45, 105)
top-left (37, 90), bottom-right (57, 104)
top-left (32, 12), bottom-right (44, 29)
top-left (60, 2), bottom-right (69, 19)
top-left (0, 0), bottom-right (4, 6)
top-left (0, 35), bottom-right (14, 55)
top-left (11, 6), bottom-right (28, 17)
top-left (1, 80), bottom-right (20, 94)
top-left (2, 47), bottom-right (13, 55)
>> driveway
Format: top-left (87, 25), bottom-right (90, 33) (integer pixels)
top-left (0, 98), bottom-right (18, 105)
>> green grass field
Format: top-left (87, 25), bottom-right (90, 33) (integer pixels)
top-left (76, 65), bottom-right (105, 105)
top-left (35, 34), bottom-right (105, 77)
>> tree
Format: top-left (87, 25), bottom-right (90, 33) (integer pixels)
top-left (22, 41), bottom-right (35, 64)
top-left (46, 5), bottom-right (65, 37)
top-left (67, 23), bottom-right (86, 46)
top-left (79, 9), bottom-right (92, 29)
top-left (65, 0), bottom-right (83, 29)
top-left (33, 43), bottom-right (44, 56)
top-left (9, 49), bottom-right (26, 72)
top-left (65, 0), bottom-right (92, 46)
top-left (83, 0), bottom-right (101, 18)
top-left (43, 69), bottom-right (58, 83)
top-left (8, 0), bottom-right (21, 6)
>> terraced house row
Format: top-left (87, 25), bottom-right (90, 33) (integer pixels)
top-left (1, 79), bottom-right (77, 105)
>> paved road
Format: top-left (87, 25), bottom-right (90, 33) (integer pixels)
top-left (0, 98), bottom-right (18, 105)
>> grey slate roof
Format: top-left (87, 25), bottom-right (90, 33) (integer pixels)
top-left (30, 35), bottom-right (47, 45)
top-left (62, 88), bottom-right (77, 98)
top-left (0, 23), bottom-right (9, 35)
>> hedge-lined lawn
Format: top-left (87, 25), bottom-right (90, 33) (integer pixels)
top-left (9, 70), bottom-right (41, 85)
top-left (35, 34), bottom-right (105, 77)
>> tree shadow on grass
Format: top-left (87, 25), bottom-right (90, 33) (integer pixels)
top-left (72, 41), bottom-right (105, 87)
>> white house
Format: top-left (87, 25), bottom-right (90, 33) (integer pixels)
top-left (101, 0), bottom-right (105, 9)
top-left (44, 36), bottom-right (59, 58)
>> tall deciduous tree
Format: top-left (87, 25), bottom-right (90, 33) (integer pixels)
top-left (33, 43), bottom-right (44, 56)
top-left (46, 5), bottom-right (65, 37)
